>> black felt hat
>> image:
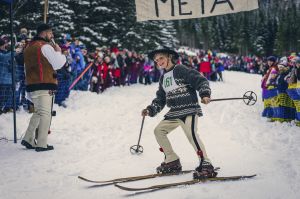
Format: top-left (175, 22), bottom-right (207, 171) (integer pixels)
top-left (148, 47), bottom-right (179, 60)
top-left (36, 23), bottom-right (52, 35)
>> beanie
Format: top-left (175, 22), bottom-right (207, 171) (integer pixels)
top-left (0, 38), bottom-right (5, 46)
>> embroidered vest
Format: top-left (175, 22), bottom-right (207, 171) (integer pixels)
top-left (24, 40), bottom-right (58, 91)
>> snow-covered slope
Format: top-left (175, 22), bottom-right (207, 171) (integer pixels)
top-left (0, 71), bottom-right (299, 199)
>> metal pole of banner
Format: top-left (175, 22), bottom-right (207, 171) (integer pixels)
top-left (44, 0), bottom-right (49, 23)
top-left (9, 1), bottom-right (17, 143)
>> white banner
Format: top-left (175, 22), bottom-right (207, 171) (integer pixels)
top-left (135, 0), bottom-right (259, 21)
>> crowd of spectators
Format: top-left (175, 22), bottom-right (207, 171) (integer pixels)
top-left (0, 28), bottom-right (299, 127)
top-left (261, 55), bottom-right (300, 126)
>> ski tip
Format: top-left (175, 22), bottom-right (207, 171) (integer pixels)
top-left (115, 183), bottom-right (132, 191)
top-left (243, 174), bottom-right (257, 178)
top-left (78, 176), bottom-right (95, 183)
top-left (78, 176), bottom-right (87, 181)
top-left (115, 183), bottom-right (146, 191)
top-left (230, 174), bottom-right (257, 180)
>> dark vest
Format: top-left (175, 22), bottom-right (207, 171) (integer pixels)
top-left (24, 40), bottom-right (58, 92)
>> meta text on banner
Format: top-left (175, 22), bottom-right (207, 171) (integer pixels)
top-left (135, 0), bottom-right (259, 21)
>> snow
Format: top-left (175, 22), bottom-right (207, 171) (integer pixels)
top-left (0, 71), bottom-right (299, 199)
top-left (178, 47), bottom-right (198, 56)
top-left (94, 6), bottom-right (112, 12)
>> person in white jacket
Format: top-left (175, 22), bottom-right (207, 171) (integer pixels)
top-left (21, 23), bottom-right (66, 152)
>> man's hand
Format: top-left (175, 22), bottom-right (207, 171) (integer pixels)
top-left (201, 97), bottom-right (211, 104)
top-left (53, 44), bottom-right (62, 52)
top-left (141, 109), bottom-right (149, 116)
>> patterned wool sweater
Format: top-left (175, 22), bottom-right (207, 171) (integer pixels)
top-left (147, 64), bottom-right (211, 119)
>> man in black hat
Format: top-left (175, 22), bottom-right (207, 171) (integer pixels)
top-left (141, 47), bottom-right (216, 179)
top-left (21, 23), bottom-right (66, 152)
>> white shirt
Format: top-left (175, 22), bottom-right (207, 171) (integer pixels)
top-left (41, 44), bottom-right (66, 70)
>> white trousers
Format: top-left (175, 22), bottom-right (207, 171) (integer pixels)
top-left (23, 90), bottom-right (53, 148)
top-left (154, 115), bottom-right (210, 163)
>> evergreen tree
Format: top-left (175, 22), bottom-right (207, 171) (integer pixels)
top-left (0, 0), bottom-right (43, 38)
top-left (67, 0), bottom-right (94, 46)
top-left (176, 0), bottom-right (300, 56)
top-left (46, 0), bottom-right (75, 39)
top-left (0, 0), bottom-right (299, 55)
top-left (237, 13), bottom-right (251, 55)
top-left (252, 10), bottom-right (268, 56)
top-left (108, 0), bottom-right (177, 52)
top-left (208, 17), bottom-right (220, 50)
top-left (195, 19), bottom-right (210, 49)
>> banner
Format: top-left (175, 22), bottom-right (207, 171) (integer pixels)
top-left (135, 0), bottom-right (259, 21)
top-left (0, 0), bottom-right (13, 3)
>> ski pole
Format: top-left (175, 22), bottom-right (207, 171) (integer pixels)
top-left (210, 91), bottom-right (257, 106)
top-left (68, 62), bottom-right (94, 91)
top-left (68, 54), bottom-right (99, 91)
top-left (130, 116), bottom-right (145, 154)
top-left (48, 92), bottom-right (56, 134)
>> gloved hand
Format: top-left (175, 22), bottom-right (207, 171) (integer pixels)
top-left (141, 109), bottom-right (149, 116)
top-left (201, 97), bottom-right (211, 104)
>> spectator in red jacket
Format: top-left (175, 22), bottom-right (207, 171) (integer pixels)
top-left (199, 57), bottom-right (211, 79)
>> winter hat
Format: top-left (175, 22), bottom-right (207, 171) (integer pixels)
top-left (148, 46), bottom-right (179, 60)
top-left (279, 56), bottom-right (288, 65)
top-left (0, 38), bottom-right (5, 46)
top-left (270, 70), bottom-right (278, 74)
top-left (111, 47), bottom-right (119, 54)
top-left (1, 35), bottom-right (9, 43)
top-left (20, 28), bottom-right (28, 34)
top-left (267, 56), bottom-right (277, 62)
top-left (36, 23), bottom-right (52, 35)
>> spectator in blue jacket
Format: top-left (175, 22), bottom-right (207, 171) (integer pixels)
top-left (0, 38), bottom-right (12, 85)
top-left (72, 47), bottom-right (86, 75)
top-left (0, 37), bottom-right (13, 113)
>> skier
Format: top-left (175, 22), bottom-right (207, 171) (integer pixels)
top-left (141, 47), bottom-right (217, 179)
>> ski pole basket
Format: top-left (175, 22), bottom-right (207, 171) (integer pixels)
top-left (130, 116), bottom-right (145, 154)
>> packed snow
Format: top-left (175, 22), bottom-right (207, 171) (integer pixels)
top-left (0, 71), bottom-right (299, 199)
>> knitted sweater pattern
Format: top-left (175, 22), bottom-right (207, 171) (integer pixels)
top-left (147, 64), bottom-right (211, 119)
